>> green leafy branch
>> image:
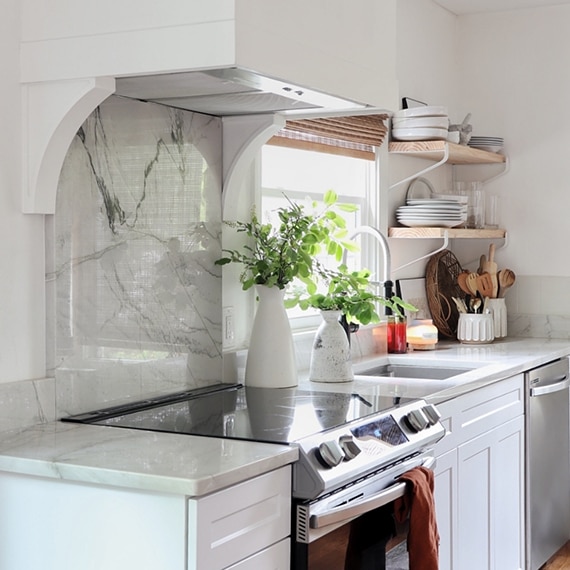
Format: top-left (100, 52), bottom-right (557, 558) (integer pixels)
top-left (215, 190), bottom-right (357, 290)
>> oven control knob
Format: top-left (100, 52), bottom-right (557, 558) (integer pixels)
top-left (316, 440), bottom-right (345, 468)
top-left (405, 409), bottom-right (429, 432)
top-left (422, 404), bottom-right (441, 426)
top-left (339, 434), bottom-right (361, 460)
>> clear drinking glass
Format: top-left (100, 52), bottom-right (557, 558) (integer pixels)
top-left (455, 181), bottom-right (485, 229)
top-left (486, 195), bottom-right (499, 229)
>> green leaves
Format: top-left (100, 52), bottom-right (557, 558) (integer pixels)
top-left (216, 193), bottom-right (357, 290)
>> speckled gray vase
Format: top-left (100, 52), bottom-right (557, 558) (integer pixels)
top-left (309, 310), bottom-right (354, 383)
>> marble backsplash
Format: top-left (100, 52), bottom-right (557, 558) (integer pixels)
top-left (48, 95), bottom-right (224, 417)
top-left (2, 292), bottom-right (570, 432)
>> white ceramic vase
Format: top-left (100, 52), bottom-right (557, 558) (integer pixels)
top-left (487, 298), bottom-right (507, 338)
top-left (245, 285), bottom-right (298, 388)
top-left (309, 310), bottom-right (354, 383)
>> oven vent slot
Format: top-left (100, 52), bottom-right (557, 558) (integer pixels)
top-left (296, 504), bottom-right (310, 543)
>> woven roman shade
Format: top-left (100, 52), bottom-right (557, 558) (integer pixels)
top-left (268, 114), bottom-right (389, 160)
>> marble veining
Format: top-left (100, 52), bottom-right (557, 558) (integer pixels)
top-left (0, 421), bottom-right (297, 496)
top-left (50, 96), bottom-right (223, 416)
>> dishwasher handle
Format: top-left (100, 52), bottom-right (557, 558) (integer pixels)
top-left (530, 375), bottom-right (570, 397)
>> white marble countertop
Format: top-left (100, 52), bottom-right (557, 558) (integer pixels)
top-left (0, 338), bottom-right (568, 498)
top-left (0, 420), bottom-right (297, 497)
top-left (348, 337), bottom-right (570, 404)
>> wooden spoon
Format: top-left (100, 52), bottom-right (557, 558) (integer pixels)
top-left (498, 269), bottom-right (516, 297)
top-left (476, 272), bottom-right (494, 299)
top-left (466, 272), bottom-right (479, 296)
top-left (477, 254), bottom-right (486, 275)
top-left (482, 243), bottom-right (499, 297)
top-left (457, 271), bottom-right (472, 295)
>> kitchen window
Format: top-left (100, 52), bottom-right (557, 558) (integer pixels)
top-left (260, 135), bottom-right (382, 330)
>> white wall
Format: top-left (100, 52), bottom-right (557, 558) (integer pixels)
top-left (389, 0), bottom-right (460, 281)
top-left (457, 5), bottom-right (570, 277)
top-left (393, 0), bottom-right (570, 337)
top-left (0, 0), bottom-right (46, 383)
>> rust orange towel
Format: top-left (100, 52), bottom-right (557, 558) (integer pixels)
top-left (393, 466), bottom-right (439, 570)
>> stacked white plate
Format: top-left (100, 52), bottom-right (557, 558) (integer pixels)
top-left (392, 106), bottom-right (449, 141)
top-left (468, 136), bottom-right (504, 153)
top-left (396, 198), bottom-right (467, 228)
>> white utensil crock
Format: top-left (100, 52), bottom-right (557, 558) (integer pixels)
top-left (486, 298), bottom-right (507, 339)
top-left (457, 313), bottom-right (494, 344)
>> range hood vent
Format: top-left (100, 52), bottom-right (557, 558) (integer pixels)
top-left (115, 67), bottom-right (367, 117)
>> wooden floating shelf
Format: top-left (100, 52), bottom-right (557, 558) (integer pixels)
top-left (388, 141), bottom-right (506, 165)
top-left (388, 227), bottom-right (506, 239)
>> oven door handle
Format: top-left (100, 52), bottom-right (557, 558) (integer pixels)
top-left (309, 456), bottom-right (435, 530)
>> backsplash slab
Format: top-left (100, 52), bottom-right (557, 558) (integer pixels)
top-left (49, 95), bottom-right (224, 417)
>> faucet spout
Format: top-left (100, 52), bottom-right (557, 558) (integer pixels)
top-left (345, 225), bottom-right (391, 284)
top-left (343, 225), bottom-right (393, 313)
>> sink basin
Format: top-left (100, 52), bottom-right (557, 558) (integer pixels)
top-left (358, 364), bottom-right (474, 380)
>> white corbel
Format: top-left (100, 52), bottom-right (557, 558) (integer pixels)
top-left (22, 76), bottom-right (115, 214)
top-left (221, 113), bottom-right (285, 219)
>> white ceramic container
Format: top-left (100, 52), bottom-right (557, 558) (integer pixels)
top-left (487, 298), bottom-right (507, 338)
top-left (457, 313), bottom-right (495, 344)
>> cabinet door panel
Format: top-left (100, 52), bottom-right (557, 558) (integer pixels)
top-left (492, 416), bottom-right (524, 570)
top-left (457, 435), bottom-right (492, 570)
top-left (434, 448), bottom-right (458, 570)
top-left (456, 416), bottom-right (524, 570)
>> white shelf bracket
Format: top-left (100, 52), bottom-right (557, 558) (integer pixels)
top-left (389, 144), bottom-right (449, 190)
top-left (392, 230), bottom-right (449, 275)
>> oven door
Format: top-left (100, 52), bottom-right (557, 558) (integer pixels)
top-left (292, 453), bottom-right (435, 570)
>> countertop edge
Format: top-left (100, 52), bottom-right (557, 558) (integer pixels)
top-left (0, 422), bottom-right (298, 497)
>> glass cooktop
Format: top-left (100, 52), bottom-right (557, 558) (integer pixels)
top-left (64, 383), bottom-right (414, 445)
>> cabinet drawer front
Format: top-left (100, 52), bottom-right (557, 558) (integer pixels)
top-left (435, 374), bottom-right (523, 455)
top-left (188, 467), bottom-right (291, 570)
top-left (225, 539), bottom-right (290, 570)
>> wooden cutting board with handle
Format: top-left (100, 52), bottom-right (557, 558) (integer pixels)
top-left (482, 243), bottom-right (498, 297)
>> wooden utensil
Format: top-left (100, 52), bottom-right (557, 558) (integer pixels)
top-left (457, 271), bottom-right (472, 295)
top-left (477, 254), bottom-right (486, 275)
top-left (498, 269), bottom-right (516, 297)
top-left (466, 272), bottom-right (479, 296)
top-left (476, 272), bottom-right (494, 299)
top-left (482, 243), bottom-right (499, 297)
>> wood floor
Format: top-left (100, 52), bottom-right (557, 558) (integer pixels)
top-left (543, 541), bottom-right (570, 569)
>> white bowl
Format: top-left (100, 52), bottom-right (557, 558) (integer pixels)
top-left (392, 127), bottom-right (448, 141)
top-left (393, 106), bottom-right (448, 119)
top-left (392, 116), bottom-right (449, 129)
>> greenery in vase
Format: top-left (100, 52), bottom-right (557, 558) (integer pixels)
top-left (215, 190), bottom-right (357, 290)
top-left (285, 264), bottom-right (416, 326)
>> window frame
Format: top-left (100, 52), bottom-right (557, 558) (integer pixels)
top-left (257, 143), bottom-right (386, 332)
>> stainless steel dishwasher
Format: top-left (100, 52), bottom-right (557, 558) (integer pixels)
top-left (525, 357), bottom-right (570, 570)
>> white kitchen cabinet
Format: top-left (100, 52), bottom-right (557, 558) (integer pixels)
top-left (188, 466), bottom-right (291, 569)
top-left (0, 466), bottom-right (291, 570)
top-left (433, 374), bottom-right (525, 570)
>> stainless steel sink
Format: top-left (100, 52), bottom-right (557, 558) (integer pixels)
top-left (358, 364), bottom-right (474, 380)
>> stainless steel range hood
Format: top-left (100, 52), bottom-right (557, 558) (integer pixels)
top-left (114, 67), bottom-right (368, 117)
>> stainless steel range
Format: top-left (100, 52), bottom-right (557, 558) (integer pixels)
top-left (64, 383), bottom-right (445, 569)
